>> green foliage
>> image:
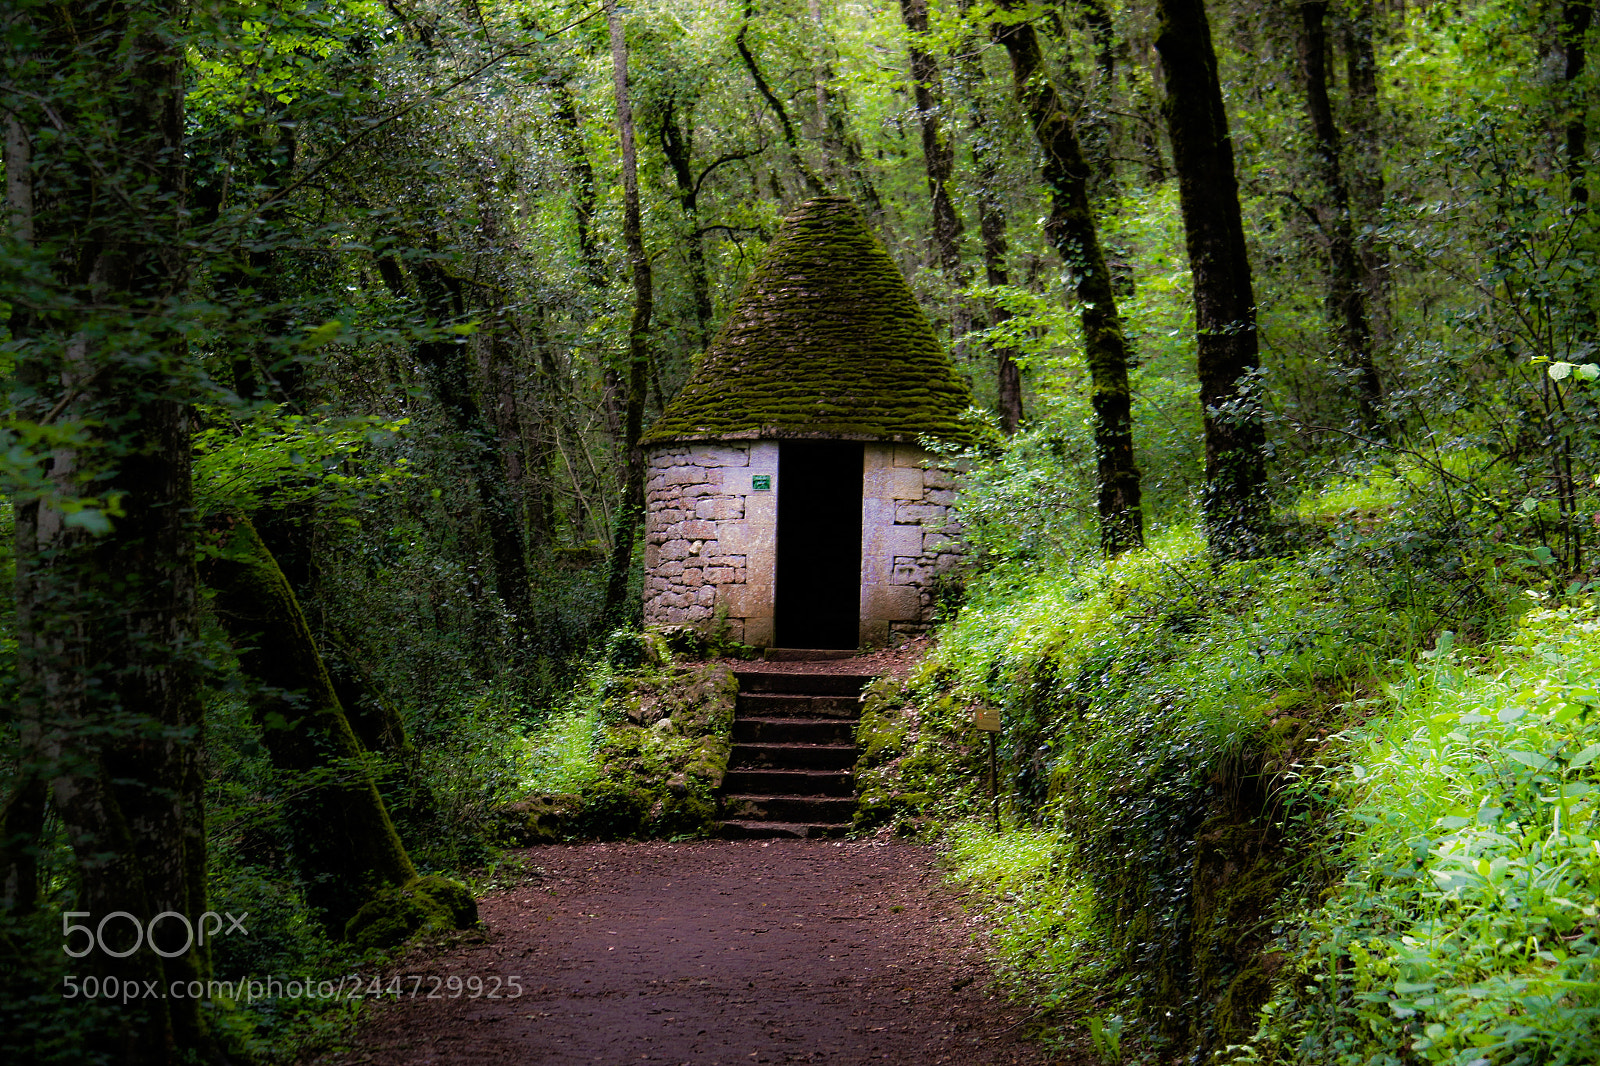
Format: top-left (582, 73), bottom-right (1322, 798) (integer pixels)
top-left (192, 403), bottom-right (413, 519)
top-left (1235, 607), bottom-right (1600, 1066)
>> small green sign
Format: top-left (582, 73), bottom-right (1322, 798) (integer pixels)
top-left (751, 474), bottom-right (772, 492)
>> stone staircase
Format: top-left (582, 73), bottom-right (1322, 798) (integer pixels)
top-left (719, 669), bottom-right (874, 839)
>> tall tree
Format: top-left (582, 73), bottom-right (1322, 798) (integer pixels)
top-left (1340, 0), bottom-right (1390, 347)
top-left (601, 0), bottom-right (654, 626)
top-left (899, 0), bottom-right (964, 278)
top-left (994, 1), bottom-right (1144, 553)
top-left (1298, 0), bottom-right (1384, 434)
top-left (1564, 0), bottom-right (1593, 207)
top-left (1154, 0), bottom-right (1271, 559)
top-left (3, 0), bottom-right (211, 1058)
top-left (956, 4), bottom-right (1023, 432)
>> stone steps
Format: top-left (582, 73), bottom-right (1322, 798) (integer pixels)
top-left (719, 669), bottom-right (872, 839)
top-left (729, 742), bottom-right (858, 770)
top-left (732, 718), bottom-right (855, 745)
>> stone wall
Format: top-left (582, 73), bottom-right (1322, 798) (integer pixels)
top-left (858, 443), bottom-right (963, 646)
top-left (643, 441), bottom-right (962, 649)
top-left (643, 442), bottom-right (777, 647)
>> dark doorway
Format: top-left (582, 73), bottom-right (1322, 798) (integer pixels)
top-left (775, 441), bottom-right (864, 648)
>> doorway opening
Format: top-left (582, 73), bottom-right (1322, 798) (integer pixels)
top-left (775, 441), bottom-right (864, 649)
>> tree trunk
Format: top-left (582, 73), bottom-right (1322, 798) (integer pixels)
top-left (995, 4), bottom-right (1144, 553)
top-left (1299, 0), bottom-right (1384, 433)
top-left (738, 0), bottom-right (827, 199)
top-left (602, 0), bottom-right (654, 629)
top-left (1073, 0), bottom-right (1119, 198)
top-left (1155, 0), bottom-right (1271, 559)
top-left (549, 78), bottom-right (607, 288)
top-left (659, 98), bottom-right (714, 349)
top-left (900, 0), bottom-right (964, 277)
top-left (957, 11), bottom-right (1023, 432)
top-left (1565, 0), bottom-right (1593, 206)
top-left (6, 3), bottom-right (211, 1058)
top-left (202, 516), bottom-right (417, 930)
top-left (1340, 1), bottom-right (1390, 348)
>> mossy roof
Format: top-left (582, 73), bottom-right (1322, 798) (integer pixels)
top-left (641, 196), bottom-right (980, 447)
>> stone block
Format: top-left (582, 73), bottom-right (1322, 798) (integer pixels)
top-left (698, 496), bottom-right (744, 521)
top-left (890, 465), bottom-right (925, 501)
top-left (925, 488), bottom-right (958, 507)
top-left (743, 616), bottom-right (775, 649)
top-left (923, 466), bottom-right (959, 489)
top-left (664, 466), bottom-right (707, 486)
top-left (681, 519), bottom-right (716, 540)
top-left (683, 569), bottom-right (703, 588)
top-left (863, 583), bottom-right (921, 621)
top-left (659, 540), bottom-right (690, 561)
top-left (745, 549), bottom-right (775, 578)
top-left (860, 553), bottom-right (892, 583)
top-left (644, 542), bottom-right (660, 570)
top-left (704, 566), bottom-right (734, 584)
top-left (745, 493), bottom-right (776, 524)
top-left (894, 444), bottom-right (932, 468)
top-left (889, 524), bottom-right (926, 557)
top-left (718, 522), bottom-right (771, 555)
top-left (892, 558), bottom-right (930, 585)
top-left (861, 496), bottom-right (895, 529)
top-left (924, 532), bottom-right (960, 553)
top-left (858, 617), bottom-right (890, 648)
top-left (896, 502), bottom-right (947, 525)
top-left (693, 446), bottom-right (749, 467)
top-left (749, 441), bottom-right (780, 472)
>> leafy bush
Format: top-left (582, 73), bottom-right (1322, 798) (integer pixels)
top-left (1235, 607), bottom-right (1600, 1066)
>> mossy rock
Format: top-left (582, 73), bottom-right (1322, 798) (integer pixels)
top-left (494, 794), bottom-right (581, 845)
top-left (344, 875), bottom-right (479, 952)
top-left (575, 779), bottom-right (650, 838)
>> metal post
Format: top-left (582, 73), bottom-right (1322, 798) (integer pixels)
top-left (989, 732), bottom-right (1000, 831)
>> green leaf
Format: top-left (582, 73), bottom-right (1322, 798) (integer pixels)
top-left (1506, 750), bottom-right (1552, 768)
top-left (1568, 744), bottom-right (1600, 768)
top-left (62, 508), bottom-right (112, 536)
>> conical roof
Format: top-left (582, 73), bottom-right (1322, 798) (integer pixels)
top-left (641, 196), bottom-right (980, 446)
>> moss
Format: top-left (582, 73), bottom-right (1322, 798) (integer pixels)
top-left (343, 875), bottom-right (477, 952)
top-left (531, 662), bottom-right (739, 840)
top-left (494, 794), bottom-right (582, 845)
top-left (202, 514), bottom-right (416, 931)
top-left (641, 197), bottom-right (984, 447)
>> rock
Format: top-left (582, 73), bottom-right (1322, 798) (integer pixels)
top-left (344, 875), bottom-right (479, 952)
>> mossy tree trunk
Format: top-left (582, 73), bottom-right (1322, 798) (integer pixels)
top-left (602, 0), bottom-right (653, 629)
top-left (202, 515), bottom-right (417, 931)
top-left (994, 2), bottom-right (1144, 553)
top-left (1298, 1), bottom-right (1384, 435)
top-left (6, 3), bottom-right (212, 1058)
top-left (1154, 0), bottom-right (1271, 559)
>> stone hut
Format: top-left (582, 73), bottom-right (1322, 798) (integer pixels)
top-left (639, 196), bottom-right (981, 649)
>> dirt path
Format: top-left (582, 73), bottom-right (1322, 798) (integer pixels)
top-left (330, 840), bottom-right (1075, 1065)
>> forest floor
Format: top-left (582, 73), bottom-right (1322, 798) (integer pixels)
top-left (323, 839), bottom-right (1079, 1065)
